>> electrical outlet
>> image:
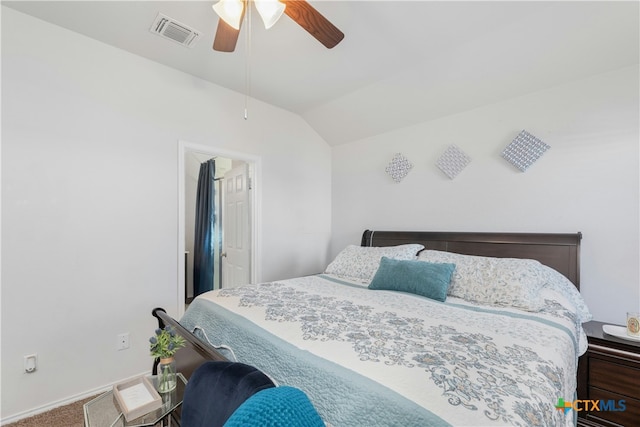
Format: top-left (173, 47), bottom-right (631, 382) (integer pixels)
top-left (117, 333), bottom-right (130, 351)
top-left (24, 354), bottom-right (37, 373)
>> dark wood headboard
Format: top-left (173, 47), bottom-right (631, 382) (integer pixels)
top-left (361, 230), bottom-right (582, 289)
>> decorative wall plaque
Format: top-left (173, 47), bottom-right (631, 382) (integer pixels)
top-left (501, 130), bottom-right (550, 172)
top-left (436, 145), bottom-right (471, 179)
top-left (385, 153), bottom-right (413, 183)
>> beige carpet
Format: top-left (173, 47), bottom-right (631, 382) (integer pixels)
top-left (4, 396), bottom-right (166, 427)
top-left (5, 396), bottom-right (96, 427)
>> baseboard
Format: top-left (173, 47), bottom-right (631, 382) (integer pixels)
top-left (1, 371), bottom-right (149, 425)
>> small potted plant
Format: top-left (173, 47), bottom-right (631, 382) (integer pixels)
top-left (149, 326), bottom-right (186, 393)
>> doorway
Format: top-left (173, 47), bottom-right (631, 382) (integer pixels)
top-left (177, 140), bottom-right (261, 317)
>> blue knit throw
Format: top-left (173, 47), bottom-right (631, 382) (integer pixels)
top-left (223, 386), bottom-right (324, 427)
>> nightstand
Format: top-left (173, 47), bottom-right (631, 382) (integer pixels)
top-left (577, 321), bottom-right (640, 427)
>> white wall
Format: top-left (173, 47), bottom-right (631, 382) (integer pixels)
top-left (1, 7), bottom-right (331, 421)
top-left (332, 65), bottom-right (639, 325)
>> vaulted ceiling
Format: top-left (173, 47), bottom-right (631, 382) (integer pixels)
top-left (4, 1), bottom-right (638, 146)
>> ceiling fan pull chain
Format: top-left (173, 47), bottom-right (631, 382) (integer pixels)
top-left (244, 0), bottom-right (252, 120)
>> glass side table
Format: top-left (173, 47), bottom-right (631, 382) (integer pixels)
top-left (84, 374), bottom-right (187, 427)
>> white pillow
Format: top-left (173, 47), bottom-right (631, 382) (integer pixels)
top-left (418, 250), bottom-right (547, 311)
top-left (539, 264), bottom-right (592, 323)
top-left (325, 244), bottom-right (424, 284)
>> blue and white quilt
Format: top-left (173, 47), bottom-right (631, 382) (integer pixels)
top-left (180, 274), bottom-right (587, 427)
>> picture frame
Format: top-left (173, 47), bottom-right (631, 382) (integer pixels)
top-left (113, 376), bottom-right (162, 421)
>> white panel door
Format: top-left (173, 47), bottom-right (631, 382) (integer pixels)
top-left (222, 163), bottom-right (251, 288)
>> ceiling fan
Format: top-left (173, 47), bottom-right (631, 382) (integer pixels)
top-left (211, 0), bottom-right (344, 52)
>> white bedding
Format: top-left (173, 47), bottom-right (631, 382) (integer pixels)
top-left (180, 273), bottom-right (587, 427)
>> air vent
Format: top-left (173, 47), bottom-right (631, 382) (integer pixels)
top-left (150, 13), bottom-right (201, 48)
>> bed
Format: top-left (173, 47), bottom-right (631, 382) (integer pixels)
top-left (153, 230), bottom-right (590, 427)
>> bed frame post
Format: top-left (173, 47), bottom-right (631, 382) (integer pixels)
top-left (152, 307), bottom-right (168, 329)
top-left (150, 307), bottom-right (168, 374)
top-left (361, 230), bottom-right (374, 247)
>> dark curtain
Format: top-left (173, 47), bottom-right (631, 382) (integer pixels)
top-left (193, 159), bottom-right (216, 297)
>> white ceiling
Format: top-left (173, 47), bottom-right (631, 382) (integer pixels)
top-left (3, 1), bottom-right (639, 146)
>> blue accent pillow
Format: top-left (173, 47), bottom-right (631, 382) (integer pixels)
top-left (368, 257), bottom-right (455, 302)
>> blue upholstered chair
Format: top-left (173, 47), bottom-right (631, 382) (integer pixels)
top-left (180, 361), bottom-right (276, 427)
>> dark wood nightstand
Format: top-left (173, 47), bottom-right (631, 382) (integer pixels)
top-left (577, 321), bottom-right (640, 427)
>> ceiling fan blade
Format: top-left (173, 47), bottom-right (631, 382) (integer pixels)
top-left (212, 0), bottom-right (246, 52)
top-left (283, 1), bottom-right (344, 49)
top-left (213, 19), bottom-right (241, 52)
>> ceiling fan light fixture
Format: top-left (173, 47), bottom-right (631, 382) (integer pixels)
top-left (212, 0), bottom-right (245, 30)
top-left (255, 0), bottom-right (286, 29)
